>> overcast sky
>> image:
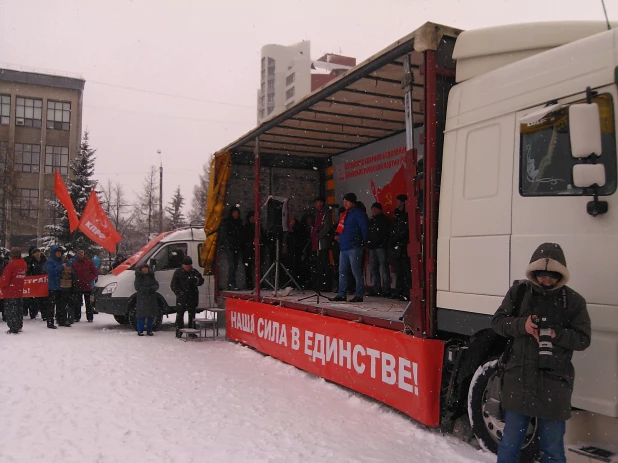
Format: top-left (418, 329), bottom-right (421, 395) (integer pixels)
top-left (0, 0), bottom-right (614, 210)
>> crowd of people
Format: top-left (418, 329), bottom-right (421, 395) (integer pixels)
top-left (222, 192), bottom-right (413, 302)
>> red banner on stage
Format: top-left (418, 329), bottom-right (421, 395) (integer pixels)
top-left (79, 191), bottom-right (123, 253)
top-left (54, 170), bottom-right (80, 233)
top-left (226, 299), bottom-right (444, 427)
top-left (0, 275), bottom-right (49, 299)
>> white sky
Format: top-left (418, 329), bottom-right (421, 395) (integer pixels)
top-left (0, 0), bottom-right (614, 207)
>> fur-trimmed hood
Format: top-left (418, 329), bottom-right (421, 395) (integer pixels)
top-left (525, 242), bottom-right (570, 289)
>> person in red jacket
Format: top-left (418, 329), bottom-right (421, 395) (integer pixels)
top-left (0, 247), bottom-right (27, 334)
top-left (71, 250), bottom-right (98, 322)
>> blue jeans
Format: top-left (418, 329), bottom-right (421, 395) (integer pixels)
top-left (369, 248), bottom-right (389, 293)
top-left (338, 247), bottom-right (364, 297)
top-left (498, 410), bottom-right (566, 463)
top-left (137, 316), bottom-right (154, 333)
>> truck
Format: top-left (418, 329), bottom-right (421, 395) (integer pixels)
top-left (203, 21), bottom-right (617, 458)
top-left (93, 225), bottom-right (214, 330)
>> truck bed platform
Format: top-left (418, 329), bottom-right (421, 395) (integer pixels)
top-left (219, 290), bottom-right (407, 332)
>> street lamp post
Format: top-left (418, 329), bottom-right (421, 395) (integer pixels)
top-left (158, 150), bottom-right (163, 234)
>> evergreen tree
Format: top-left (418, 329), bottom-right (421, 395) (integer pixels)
top-left (189, 161), bottom-right (210, 223)
top-left (166, 186), bottom-right (186, 230)
top-left (44, 131), bottom-right (101, 256)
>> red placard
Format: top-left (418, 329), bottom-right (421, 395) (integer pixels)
top-left (226, 298), bottom-right (444, 427)
top-left (0, 275), bottom-right (49, 299)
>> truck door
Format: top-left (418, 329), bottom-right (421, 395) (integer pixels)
top-left (150, 242), bottom-right (188, 308)
top-left (512, 88), bottom-right (618, 418)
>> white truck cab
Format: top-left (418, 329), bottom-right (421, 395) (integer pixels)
top-left (93, 226), bottom-right (212, 329)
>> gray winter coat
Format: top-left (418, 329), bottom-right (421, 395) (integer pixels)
top-left (492, 243), bottom-right (591, 421)
top-left (134, 269), bottom-right (160, 318)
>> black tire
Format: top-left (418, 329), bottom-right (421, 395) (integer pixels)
top-left (468, 359), bottom-right (539, 460)
top-left (127, 303), bottom-right (163, 332)
top-left (113, 315), bottom-right (129, 325)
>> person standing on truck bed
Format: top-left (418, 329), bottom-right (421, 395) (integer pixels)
top-left (492, 243), bottom-right (591, 463)
top-left (0, 248), bottom-right (27, 334)
top-left (388, 194), bottom-right (411, 301)
top-left (224, 206), bottom-right (243, 290)
top-left (171, 256), bottom-right (204, 338)
top-left (367, 202), bottom-right (390, 297)
top-left (329, 193), bottom-right (369, 303)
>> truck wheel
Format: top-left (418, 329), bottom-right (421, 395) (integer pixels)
top-left (128, 305), bottom-right (163, 332)
top-left (113, 315), bottom-right (129, 324)
top-left (468, 359), bottom-right (539, 458)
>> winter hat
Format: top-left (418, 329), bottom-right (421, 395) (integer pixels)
top-left (10, 247), bottom-right (21, 258)
top-left (396, 194), bottom-right (408, 202)
top-left (31, 248), bottom-right (41, 255)
top-left (526, 243), bottom-right (569, 289)
top-left (314, 196), bottom-right (326, 203)
top-left (343, 193), bottom-right (357, 204)
top-left (182, 256), bottom-right (193, 265)
top-left (371, 202), bottom-right (383, 210)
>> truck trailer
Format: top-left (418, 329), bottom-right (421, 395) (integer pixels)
top-left (202, 22), bottom-right (618, 458)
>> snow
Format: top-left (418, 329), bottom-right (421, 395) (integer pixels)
top-left (0, 314), bottom-right (494, 463)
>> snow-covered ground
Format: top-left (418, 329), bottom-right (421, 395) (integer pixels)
top-left (0, 313), bottom-right (493, 463)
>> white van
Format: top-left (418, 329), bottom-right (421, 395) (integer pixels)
top-left (93, 226), bottom-right (213, 329)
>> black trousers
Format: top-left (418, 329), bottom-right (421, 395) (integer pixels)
top-left (50, 290), bottom-right (70, 326)
top-left (4, 299), bottom-right (23, 333)
top-left (73, 291), bottom-right (93, 321)
top-left (175, 303), bottom-right (196, 333)
top-left (393, 253), bottom-right (411, 297)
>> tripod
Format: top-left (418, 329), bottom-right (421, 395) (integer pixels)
top-left (257, 236), bottom-right (303, 297)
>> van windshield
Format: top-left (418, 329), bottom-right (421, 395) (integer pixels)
top-left (110, 231), bottom-right (174, 275)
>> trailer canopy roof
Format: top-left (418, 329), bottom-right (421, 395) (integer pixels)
top-left (215, 22), bottom-right (461, 160)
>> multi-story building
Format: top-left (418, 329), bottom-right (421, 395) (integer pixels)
top-left (257, 42), bottom-right (355, 124)
top-left (0, 67), bottom-right (85, 248)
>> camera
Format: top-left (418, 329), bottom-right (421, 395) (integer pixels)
top-left (533, 314), bottom-right (554, 371)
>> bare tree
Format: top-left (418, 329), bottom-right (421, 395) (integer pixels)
top-left (189, 161), bottom-right (210, 223)
top-left (135, 165), bottom-right (159, 238)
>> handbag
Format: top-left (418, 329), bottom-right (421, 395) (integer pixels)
top-left (484, 281), bottom-right (527, 420)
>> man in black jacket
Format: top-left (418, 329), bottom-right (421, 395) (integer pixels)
top-left (388, 194), bottom-right (411, 301)
top-left (171, 256), bottom-right (205, 338)
top-left (224, 207), bottom-right (243, 290)
top-left (492, 243), bottom-right (591, 463)
top-left (25, 248), bottom-right (47, 320)
top-left (367, 203), bottom-right (390, 297)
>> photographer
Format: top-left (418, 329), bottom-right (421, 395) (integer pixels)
top-left (492, 243), bottom-right (591, 463)
top-left (171, 256), bottom-right (205, 338)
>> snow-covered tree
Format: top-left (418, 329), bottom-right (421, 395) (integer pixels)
top-left (165, 186), bottom-right (186, 230)
top-left (44, 131), bottom-right (101, 256)
top-left (189, 161), bottom-right (210, 223)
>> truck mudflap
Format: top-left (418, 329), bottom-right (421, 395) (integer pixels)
top-left (226, 298), bottom-right (445, 427)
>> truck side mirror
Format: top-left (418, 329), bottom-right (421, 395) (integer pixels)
top-left (569, 103), bottom-right (602, 158)
top-left (572, 164), bottom-right (606, 188)
top-left (149, 258), bottom-right (157, 270)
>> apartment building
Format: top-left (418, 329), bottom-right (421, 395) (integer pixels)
top-left (0, 67), bottom-right (85, 248)
top-left (256, 42), bottom-right (355, 124)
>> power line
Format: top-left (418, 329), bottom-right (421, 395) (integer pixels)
top-left (88, 80), bottom-right (254, 109)
top-left (85, 103), bottom-right (254, 125)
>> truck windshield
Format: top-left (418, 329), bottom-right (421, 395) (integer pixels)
top-left (520, 93), bottom-right (617, 196)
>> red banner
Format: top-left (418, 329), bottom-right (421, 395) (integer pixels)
top-left (0, 275), bottom-right (49, 299)
top-left (226, 299), bottom-right (444, 427)
top-left (54, 170), bottom-right (80, 233)
top-left (79, 191), bottom-right (123, 253)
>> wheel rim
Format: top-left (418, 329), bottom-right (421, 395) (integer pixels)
top-left (481, 383), bottom-right (537, 447)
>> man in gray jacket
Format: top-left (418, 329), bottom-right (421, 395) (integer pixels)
top-left (492, 243), bottom-right (591, 463)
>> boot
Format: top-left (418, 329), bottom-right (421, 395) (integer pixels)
top-left (47, 322), bottom-right (57, 329)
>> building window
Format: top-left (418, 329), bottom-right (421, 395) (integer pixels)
top-left (0, 141), bottom-right (8, 170)
top-left (286, 87), bottom-right (295, 100)
top-left (43, 189), bottom-right (61, 218)
top-left (45, 145), bottom-right (69, 175)
top-left (286, 101), bottom-right (295, 109)
top-left (286, 73), bottom-right (295, 86)
top-left (17, 188), bottom-right (39, 219)
top-left (268, 80), bottom-right (275, 90)
top-left (259, 109), bottom-right (265, 120)
top-left (47, 101), bottom-right (71, 130)
top-left (267, 94), bottom-right (274, 104)
top-left (268, 57), bottom-right (275, 76)
top-left (0, 95), bottom-right (10, 125)
top-left (261, 83), bottom-right (265, 93)
top-left (14, 143), bottom-right (41, 173)
top-left (16, 97), bottom-right (42, 128)
top-left (267, 105), bottom-right (274, 115)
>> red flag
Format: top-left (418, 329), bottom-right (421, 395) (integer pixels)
top-left (78, 190), bottom-right (123, 253)
top-left (54, 170), bottom-right (80, 233)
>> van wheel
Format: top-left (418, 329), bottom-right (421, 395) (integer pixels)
top-left (113, 315), bottom-right (129, 324)
top-left (468, 359), bottom-right (539, 458)
top-left (128, 305), bottom-right (163, 332)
